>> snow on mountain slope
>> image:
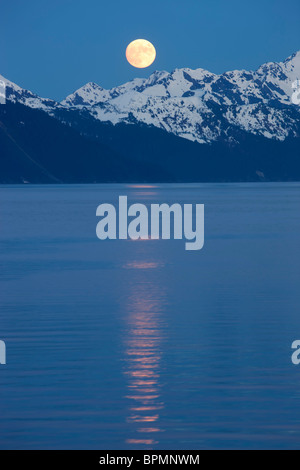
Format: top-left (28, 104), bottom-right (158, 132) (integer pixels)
top-left (62, 82), bottom-right (111, 107)
top-left (283, 51), bottom-right (300, 81)
top-left (59, 51), bottom-right (300, 143)
top-left (0, 74), bottom-right (59, 110)
top-left (61, 77), bottom-right (147, 106)
top-left (2, 51), bottom-right (300, 144)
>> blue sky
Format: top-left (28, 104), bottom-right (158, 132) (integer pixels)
top-left (1, 0), bottom-right (299, 101)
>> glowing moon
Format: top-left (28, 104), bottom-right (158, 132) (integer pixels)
top-left (126, 39), bottom-right (156, 69)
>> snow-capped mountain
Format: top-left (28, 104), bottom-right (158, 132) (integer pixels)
top-left (61, 51), bottom-right (300, 143)
top-left (2, 51), bottom-right (300, 144)
top-left (0, 74), bottom-right (59, 111)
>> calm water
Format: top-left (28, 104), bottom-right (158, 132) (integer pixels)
top-left (0, 183), bottom-right (300, 450)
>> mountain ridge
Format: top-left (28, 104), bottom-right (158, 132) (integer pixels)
top-left (1, 100), bottom-right (300, 184)
top-left (1, 52), bottom-right (300, 184)
top-left (1, 51), bottom-right (300, 145)
top-left (59, 50), bottom-right (300, 143)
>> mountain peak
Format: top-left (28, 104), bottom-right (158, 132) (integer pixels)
top-left (3, 50), bottom-right (300, 145)
top-left (61, 81), bottom-right (110, 107)
top-left (281, 50), bottom-right (300, 81)
top-left (284, 50), bottom-right (300, 63)
top-left (83, 81), bottom-right (106, 90)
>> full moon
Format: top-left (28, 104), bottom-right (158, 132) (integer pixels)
top-left (126, 39), bottom-right (156, 69)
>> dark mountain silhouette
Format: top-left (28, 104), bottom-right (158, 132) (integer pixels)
top-left (0, 102), bottom-right (169, 184)
top-left (0, 101), bottom-right (300, 184)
